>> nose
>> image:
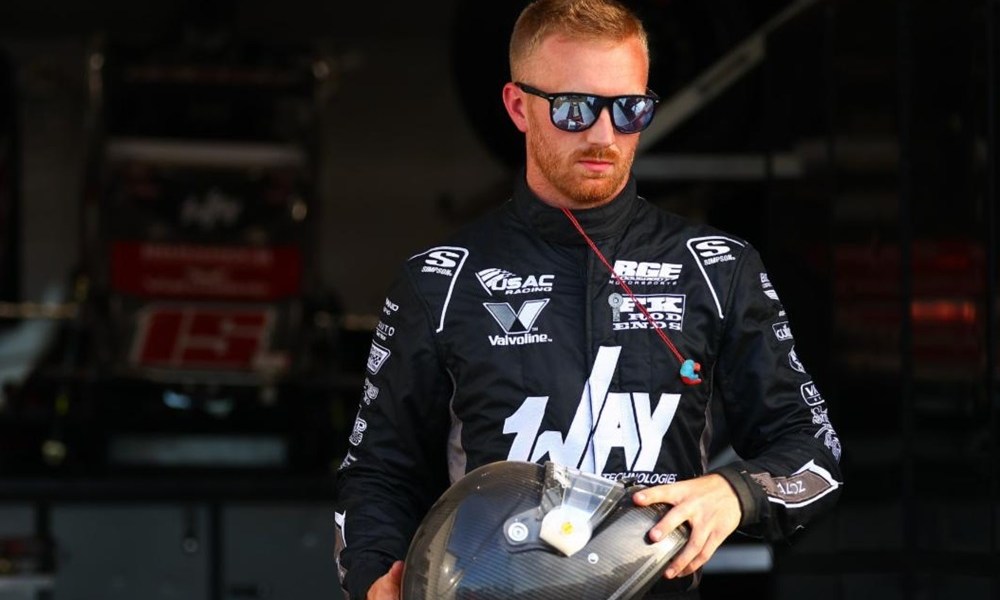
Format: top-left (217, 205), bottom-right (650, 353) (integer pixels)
top-left (584, 105), bottom-right (617, 146)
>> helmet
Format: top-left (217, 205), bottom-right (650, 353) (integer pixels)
top-left (402, 460), bottom-right (690, 600)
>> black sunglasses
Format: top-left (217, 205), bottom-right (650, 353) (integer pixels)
top-left (516, 82), bottom-right (660, 134)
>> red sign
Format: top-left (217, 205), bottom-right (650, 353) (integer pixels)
top-left (111, 241), bottom-right (301, 301)
top-left (130, 305), bottom-right (277, 371)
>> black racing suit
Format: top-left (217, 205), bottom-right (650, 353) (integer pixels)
top-left (333, 172), bottom-right (843, 599)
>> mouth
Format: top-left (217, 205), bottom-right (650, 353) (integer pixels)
top-left (578, 158), bottom-right (615, 174)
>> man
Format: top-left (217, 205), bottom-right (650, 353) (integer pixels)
top-left (333, 0), bottom-right (843, 598)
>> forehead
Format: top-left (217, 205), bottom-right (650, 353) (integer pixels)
top-left (522, 34), bottom-right (648, 95)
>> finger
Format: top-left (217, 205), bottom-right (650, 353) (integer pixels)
top-left (647, 505), bottom-right (690, 543)
top-left (632, 484), bottom-right (683, 506)
top-left (388, 560), bottom-right (404, 584)
top-left (667, 534), bottom-right (725, 577)
top-left (664, 526), bottom-right (710, 578)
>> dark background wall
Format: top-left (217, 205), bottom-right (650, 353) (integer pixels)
top-left (0, 0), bottom-right (997, 599)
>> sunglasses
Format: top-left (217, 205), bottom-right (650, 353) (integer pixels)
top-left (516, 82), bottom-right (660, 134)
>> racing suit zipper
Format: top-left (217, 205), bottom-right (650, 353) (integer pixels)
top-left (584, 246), bottom-right (594, 369)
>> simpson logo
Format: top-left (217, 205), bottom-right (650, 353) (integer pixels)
top-left (687, 236), bottom-right (747, 319)
top-left (611, 260), bottom-right (682, 285)
top-left (608, 292), bottom-right (685, 331)
top-left (691, 238), bottom-right (736, 265)
top-left (410, 246), bottom-right (468, 334)
top-left (800, 381), bottom-right (824, 406)
top-left (772, 321), bottom-right (793, 341)
top-left (413, 246), bottom-right (469, 277)
top-left (476, 268), bottom-right (554, 296)
top-left (484, 299), bottom-right (552, 346)
top-left (421, 249), bottom-right (462, 275)
top-left (788, 346), bottom-right (806, 373)
top-left (366, 341), bottom-right (391, 374)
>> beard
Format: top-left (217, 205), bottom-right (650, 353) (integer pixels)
top-left (528, 129), bottom-right (636, 208)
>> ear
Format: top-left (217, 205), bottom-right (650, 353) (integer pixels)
top-left (502, 82), bottom-right (529, 133)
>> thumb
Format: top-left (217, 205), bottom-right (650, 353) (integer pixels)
top-left (388, 560), bottom-right (405, 585)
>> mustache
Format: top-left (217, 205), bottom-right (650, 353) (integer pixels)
top-left (577, 147), bottom-right (621, 162)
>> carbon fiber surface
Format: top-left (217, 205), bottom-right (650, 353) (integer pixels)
top-left (402, 461), bottom-right (689, 600)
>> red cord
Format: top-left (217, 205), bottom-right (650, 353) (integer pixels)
top-left (560, 206), bottom-right (688, 367)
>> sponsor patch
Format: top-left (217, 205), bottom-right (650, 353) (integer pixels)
top-left (603, 472), bottom-right (678, 485)
top-left (338, 451), bottom-right (357, 470)
top-left (361, 378), bottom-right (379, 405)
top-left (750, 460), bottom-right (841, 508)
top-left (686, 236), bottom-right (747, 319)
top-left (611, 260), bottom-right (682, 285)
top-left (366, 341), bottom-right (391, 374)
top-left (348, 412), bottom-right (367, 446)
top-left (382, 297), bottom-right (399, 317)
top-left (375, 320), bottom-right (395, 341)
top-left (760, 272), bottom-right (782, 302)
top-left (788, 346), bottom-right (806, 373)
top-left (691, 238), bottom-right (737, 266)
top-left (476, 268), bottom-right (554, 296)
top-left (504, 346), bottom-right (681, 475)
top-left (608, 292), bottom-right (686, 331)
top-left (420, 248), bottom-right (465, 276)
top-left (772, 321), bottom-right (793, 341)
top-left (800, 380), bottom-right (824, 406)
top-left (484, 299), bottom-right (552, 346)
top-left (811, 405), bottom-right (842, 462)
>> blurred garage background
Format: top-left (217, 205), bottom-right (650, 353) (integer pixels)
top-left (0, 0), bottom-right (997, 598)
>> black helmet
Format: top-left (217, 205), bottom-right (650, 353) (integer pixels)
top-left (402, 460), bottom-right (690, 600)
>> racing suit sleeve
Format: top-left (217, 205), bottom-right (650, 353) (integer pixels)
top-left (709, 245), bottom-right (843, 541)
top-left (333, 266), bottom-right (453, 600)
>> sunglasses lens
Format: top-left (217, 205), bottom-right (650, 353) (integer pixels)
top-left (550, 95), bottom-right (599, 131)
top-left (612, 96), bottom-right (657, 133)
top-left (545, 92), bottom-right (657, 133)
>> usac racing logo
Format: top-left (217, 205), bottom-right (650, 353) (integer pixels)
top-left (476, 268), bottom-right (554, 296)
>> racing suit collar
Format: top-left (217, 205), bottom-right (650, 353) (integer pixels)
top-left (513, 169), bottom-right (640, 244)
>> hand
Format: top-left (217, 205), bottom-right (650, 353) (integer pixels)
top-left (632, 473), bottom-right (741, 580)
top-left (366, 560), bottom-right (404, 600)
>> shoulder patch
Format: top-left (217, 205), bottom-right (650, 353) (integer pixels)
top-left (685, 235), bottom-right (746, 318)
top-left (407, 246), bottom-right (470, 332)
